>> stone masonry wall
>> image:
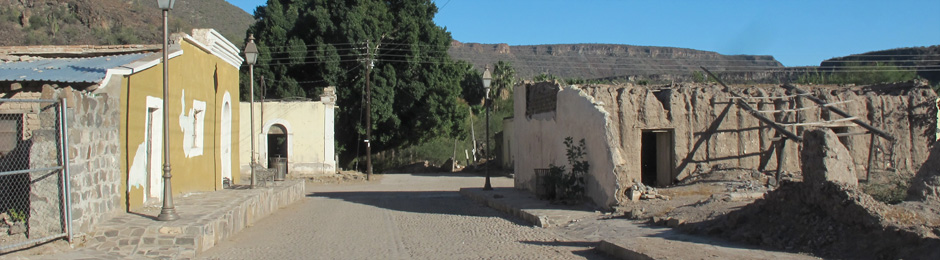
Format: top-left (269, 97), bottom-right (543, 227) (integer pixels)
top-left (58, 83), bottom-right (123, 236)
top-left (2, 81), bottom-right (123, 239)
top-left (513, 81), bottom-right (938, 208)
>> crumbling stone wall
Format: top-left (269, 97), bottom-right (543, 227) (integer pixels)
top-left (908, 142), bottom-right (940, 202)
top-left (513, 81), bottom-right (937, 208)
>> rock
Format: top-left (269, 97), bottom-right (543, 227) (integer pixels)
top-left (8, 222), bottom-right (25, 235)
top-left (652, 216), bottom-right (664, 225)
top-left (667, 218), bottom-right (685, 228)
top-left (800, 128), bottom-right (858, 187)
top-left (628, 189), bottom-right (641, 201)
top-left (626, 208), bottom-right (643, 219)
top-left (766, 176), bottom-right (778, 187)
top-left (441, 158), bottom-right (456, 172)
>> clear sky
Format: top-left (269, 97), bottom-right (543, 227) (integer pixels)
top-left (228, 0), bottom-right (939, 67)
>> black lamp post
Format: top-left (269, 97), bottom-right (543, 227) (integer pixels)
top-left (244, 35), bottom-right (259, 188)
top-left (482, 66), bottom-right (493, 190)
top-left (156, 0), bottom-right (179, 221)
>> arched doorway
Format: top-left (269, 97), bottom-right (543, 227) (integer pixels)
top-left (220, 93), bottom-right (232, 187)
top-left (267, 124), bottom-right (288, 169)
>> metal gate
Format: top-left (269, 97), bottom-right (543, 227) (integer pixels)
top-left (0, 98), bottom-right (71, 253)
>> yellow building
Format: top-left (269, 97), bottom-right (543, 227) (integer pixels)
top-left (117, 29), bottom-right (243, 210)
top-left (0, 28), bottom-right (242, 235)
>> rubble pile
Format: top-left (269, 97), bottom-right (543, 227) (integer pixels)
top-left (724, 180), bottom-right (764, 192)
top-left (683, 129), bottom-right (940, 259)
top-left (627, 181), bottom-right (670, 201)
top-left (687, 181), bottom-right (939, 259)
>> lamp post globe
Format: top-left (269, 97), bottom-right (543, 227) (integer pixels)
top-left (244, 35), bottom-right (259, 188)
top-left (157, 0), bottom-right (175, 10)
top-left (156, 0), bottom-right (179, 221)
top-left (482, 66), bottom-right (493, 190)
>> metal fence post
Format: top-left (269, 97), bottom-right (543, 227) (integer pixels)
top-left (58, 98), bottom-right (72, 242)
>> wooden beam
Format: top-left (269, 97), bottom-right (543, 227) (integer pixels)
top-left (701, 67), bottom-right (803, 142)
top-left (783, 84), bottom-right (896, 142)
top-left (836, 131), bottom-right (870, 137)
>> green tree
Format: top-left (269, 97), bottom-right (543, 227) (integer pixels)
top-left (458, 61), bottom-right (484, 105)
top-left (246, 0), bottom-right (468, 165)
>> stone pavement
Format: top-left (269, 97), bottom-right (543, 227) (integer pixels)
top-left (201, 173), bottom-right (609, 259)
top-left (460, 187), bottom-right (820, 260)
top-left (6, 180), bottom-right (304, 260)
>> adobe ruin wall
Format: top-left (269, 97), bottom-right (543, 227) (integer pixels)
top-left (513, 81), bottom-right (938, 208)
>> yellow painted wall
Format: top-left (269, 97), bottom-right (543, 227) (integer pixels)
top-left (120, 39), bottom-right (240, 210)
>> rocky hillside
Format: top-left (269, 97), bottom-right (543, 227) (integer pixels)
top-left (0, 0), bottom-right (254, 47)
top-left (822, 45), bottom-right (940, 84)
top-left (448, 41), bottom-right (784, 80)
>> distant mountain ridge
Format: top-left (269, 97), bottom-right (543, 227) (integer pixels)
top-left (448, 41), bottom-right (784, 80)
top-left (0, 0), bottom-right (254, 47)
top-left (822, 45), bottom-right (940, 84)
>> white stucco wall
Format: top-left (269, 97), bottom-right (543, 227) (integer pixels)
top-left (512, 83), bottom-right (622, 208)
top-left (239, 99), bottom-right (336, 177)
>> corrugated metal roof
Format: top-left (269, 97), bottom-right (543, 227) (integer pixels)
top-left (0, 53), bottom-right (150, 84)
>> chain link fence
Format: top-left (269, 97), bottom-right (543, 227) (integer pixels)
top-left (0, 98), bottom-right (71, 253)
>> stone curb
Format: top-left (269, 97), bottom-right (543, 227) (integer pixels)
top-left (596, 240), bottom-right (654, 260)
top-left (192, 179), bottom-right (306, 254)
top-left (18, 180), bottom-right (306, 259)
top-left (458, 187), bottom-right (550, 227)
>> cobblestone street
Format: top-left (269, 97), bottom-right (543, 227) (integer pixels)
top-left (200, 173), bottom-right (610, 259)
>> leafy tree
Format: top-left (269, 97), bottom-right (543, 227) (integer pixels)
top-left (246, 0), bottom-right (468, 165)
top-left (458, 61), bottom-right (485, 105)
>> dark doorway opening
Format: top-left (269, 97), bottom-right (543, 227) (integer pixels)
top-left (267, 124), bottom-right (288, 167)
top-left (641, 132), bottom-right (657, 186)
top-left (641, 130), bottom-right (674, 187)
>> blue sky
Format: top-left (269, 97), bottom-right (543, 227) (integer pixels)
top-left (228, 0), bottom-right (939, 66)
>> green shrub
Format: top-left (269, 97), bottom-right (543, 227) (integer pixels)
top-left (8, 208), bottom-right (26, 222)
top-left (542, 137), bottom-right (588, 201)
top-left (862, 174), bottom-right (911, 204)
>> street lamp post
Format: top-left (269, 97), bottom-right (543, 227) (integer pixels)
top-left (156, 0), bottom-right (179, 221)
top-left (244, 35), bottom-right (259, 188)
top-left (482, 66), bottom-right (493, 190)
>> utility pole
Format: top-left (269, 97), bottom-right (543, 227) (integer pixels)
top-left (468, 106), bottom-right (477, 162)
top-left (365, 41), bottom-right (373, 181)
top-left (260, 75), bottom-right (265, 166)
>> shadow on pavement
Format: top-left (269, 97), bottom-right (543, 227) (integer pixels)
top-left (307, 190), bottom-right (528, 226)
top-left (519, 240), bottom-right (613, 259)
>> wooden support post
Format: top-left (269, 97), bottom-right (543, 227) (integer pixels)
top-left (783, 84), bottom-right (896, 142)
top-left (776, 138), bottom-right (787, 183)
top-left (700, 67), bottom-right (802, 142)
top-left (867, 133), bottom-right (876, 182)
top-left (736, 99), bottom-right (803, 142)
